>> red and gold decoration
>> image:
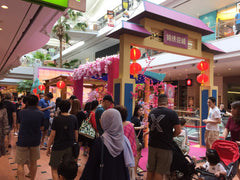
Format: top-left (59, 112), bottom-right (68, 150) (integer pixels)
top-left (38, 84), bottom-right (45, 91)
top-left (33, 88), bottom-right (37, 94)
top-left (57, 81), bottom-right (66, 89)
top-left (130, 48), bottom-right (141, 61)
top-left (196, 61), bottom-right (209, 86)
top-left (130, 48), bottom-right (142, 78)
top-left (197, 61), bottom-right (209, 71)
top-left (130, 63), bottom-right (142, 76)
top-left (197, 74), bottom-right (208, 84)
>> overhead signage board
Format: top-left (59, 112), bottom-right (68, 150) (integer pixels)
top-left (163, 29), bottom-right (188, 49)
top-left (23, 0), bottom-right (68, 11)
top-left (68, 0), bottom-right (86, 12)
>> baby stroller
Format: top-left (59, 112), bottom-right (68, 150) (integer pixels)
top-left (170, 141), bottom-right (197, 180)
top-left (196, 140), bottom-right (240, 180)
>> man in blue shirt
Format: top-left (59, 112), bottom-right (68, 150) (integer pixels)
top-left (38, 92), bottom-right (54, 148)
top-left (235, 8), bottom-right (240, 35)
top-left (15, 95), bottom-right (44, 180)
top-left (95, 95), bottom-right (114, 135)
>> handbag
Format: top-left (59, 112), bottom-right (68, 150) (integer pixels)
top-left (79, 113), bottom-right (96, 139)
top-left (135, 129), bottom-right (143, 151)
top-left (72, 141), bottom-right (80, 159)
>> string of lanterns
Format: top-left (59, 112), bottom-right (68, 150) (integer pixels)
top-left (130, 48), bottom-right (142, 78)
top-left (196, 61), bottom-right (209, 86)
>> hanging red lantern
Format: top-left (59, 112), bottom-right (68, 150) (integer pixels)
top-left (130, 62), bottom-right (142, 78)
top-left (57, 81), bottom-right (66, 89)
top-left (197, 61), bottom-right (209, 71)
top-left (38, 84), bottom-right (45, 91)
top-left (130, 48), bottom-right (141, 61)
top-left (197, 74), bottom-right (208, 85)
top-left (33, 88), bottom-right (37, 94)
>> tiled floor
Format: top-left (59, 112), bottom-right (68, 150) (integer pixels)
top-left (0, 132), bottom-right (92, 180)
top-left (1, 132), bottom-right (239, 180)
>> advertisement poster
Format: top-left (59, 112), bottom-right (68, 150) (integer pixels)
top-left (166, 84), bottom-right (175, 109)
top-left (122, 0), bottom-right (129, 18)
top-left (107, 10), bottom-right (115, 27)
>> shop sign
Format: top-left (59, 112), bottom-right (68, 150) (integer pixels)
top-left (68, 0), bottom-right (86, 12)
top-left (163, 29), bottom-right (188, 49)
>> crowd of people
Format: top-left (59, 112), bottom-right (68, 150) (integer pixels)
top-left (0, 91), bottom-right (240, 180)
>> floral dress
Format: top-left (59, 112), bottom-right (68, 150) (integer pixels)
top-left (0, 108), bottom-right (9, 157)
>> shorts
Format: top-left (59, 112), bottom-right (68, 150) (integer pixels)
top-left (236, 23), bottom-right (240, 31)
top-left (43, 118), bottom-right (50, 131)
top-left (147, 146), bottom-right (173, 175)
top-left (49, 147), bottom-right (72, 168)
top-left (15, 146), bottom-right (40, 164)
top-left (205, 130), bottom-right (219, 149)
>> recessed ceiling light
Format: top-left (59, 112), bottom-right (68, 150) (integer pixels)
top-left (0, 28), bottom-right (3, 31)
top-left (1, 5), bottom-right (8, 9)
top-left (228, 67), bottom-right (232, 71)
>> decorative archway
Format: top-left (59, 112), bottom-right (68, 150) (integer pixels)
top-left (107, 1), bottom-right (224, 146)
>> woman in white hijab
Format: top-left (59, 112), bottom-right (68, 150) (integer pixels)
top-left (80, 108), bottom-right (134, 180)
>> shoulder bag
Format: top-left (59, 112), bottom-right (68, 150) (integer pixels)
top-left (79, 113), bottom-right (96, 139)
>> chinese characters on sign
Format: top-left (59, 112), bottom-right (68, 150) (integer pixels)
top-left (163, 29), bottom-right (188, 49)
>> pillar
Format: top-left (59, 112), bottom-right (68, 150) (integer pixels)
top-left (61, 85), bottom-right (67, 100)
top-left (144, 78), bottom-right (150, 147)
top-left (73, 78), bottom-right (83, 108)
top-left (199, 52), bottom-right (218, 146)
top-left (108, 57), bottom-right (119, 95)
top-left (114, 34), bottom-right (135, 121)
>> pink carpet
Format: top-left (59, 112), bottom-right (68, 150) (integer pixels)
top-left (138, 141), bottom-right (206, 171)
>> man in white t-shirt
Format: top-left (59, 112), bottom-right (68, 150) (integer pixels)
top-left (203, 97), bottom-right (221, 149)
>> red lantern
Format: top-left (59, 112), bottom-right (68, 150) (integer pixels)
top-left (57, 81), bottom-right (66, 89)
top-left (197, 61), bottom-right (209, 71)
top-left (130, 48), bottom-right (141, 61)
top-left (130, 62), bottom-right (142, 76)
top-left (38, 84), bottom-right (45, 91)
top-left (197, 74), bottom-right (208, 84)
top-left (33, 88), bottom-right (37, 94)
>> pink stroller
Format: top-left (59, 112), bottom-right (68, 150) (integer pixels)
top-left (196, 140), bottom-right (240, 180)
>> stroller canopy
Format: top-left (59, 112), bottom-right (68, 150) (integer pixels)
top-left (212, 140), bottom-right (239, 166)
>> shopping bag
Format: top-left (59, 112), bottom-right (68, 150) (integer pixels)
top-left (79, 114), bottom-right (96, 139)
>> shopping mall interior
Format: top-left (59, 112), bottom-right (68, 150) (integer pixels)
top-left (1, 0), bottom-right (240, 179)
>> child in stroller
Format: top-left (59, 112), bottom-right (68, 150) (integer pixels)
top-left (196, 140), bottom-right (239, 180)
top-left (197, 149), bottom-right (226, 179)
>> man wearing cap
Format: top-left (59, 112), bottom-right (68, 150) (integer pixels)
top-left (95, 95), bottom-right (114, 135)
top-left (38, 93), bottom-right (54, 148)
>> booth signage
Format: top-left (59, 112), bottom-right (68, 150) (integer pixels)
top-left (23, 0), bottom-right (68, 11)
top-left (68, 0), bottom-right (86, 12)
top-left (163, 29), bottom-right (188, 49)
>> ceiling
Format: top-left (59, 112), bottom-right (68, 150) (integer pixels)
top-left (1, 0), bottom-right (240, 83)
top-left (0, 0), bottom-right (63, 78)
top-left (163, 0), bottom-right (238, 17)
